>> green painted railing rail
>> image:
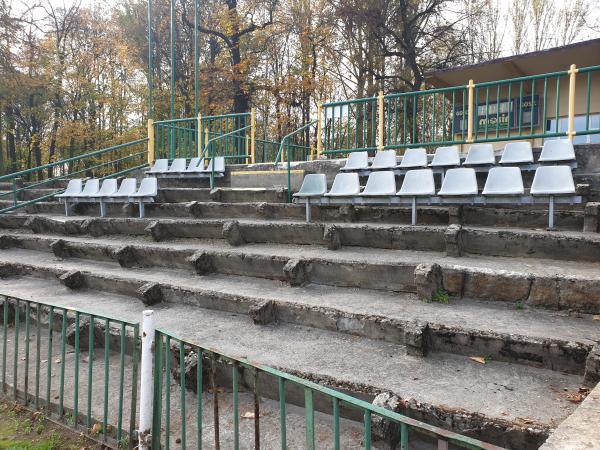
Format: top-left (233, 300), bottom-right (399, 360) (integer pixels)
top-left (151, 328), bottom-right (506, 450)
top-left (0, 139), bottom-right (148, 215)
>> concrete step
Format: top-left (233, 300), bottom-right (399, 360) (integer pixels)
top-left (0, 271), bottom-right (585, 449)
top-left (157, 187), bottom-right (289, 203)
top-left (0, 245), bottom-right (598, 379)
top-left (5, 213), bottom-right (600, 265)
top-left (0, 199), bottom-right (590, 231)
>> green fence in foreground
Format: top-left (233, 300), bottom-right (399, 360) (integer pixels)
top-left (1, 294), bottom-right (505, 450)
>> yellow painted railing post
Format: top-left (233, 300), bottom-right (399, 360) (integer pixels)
top-left (467, 79), bottom-right (475, 143)
top-left (250, 108), bottom-right (256, 164)
top-left (378, 90), bottom-right (385, 151)
top-left (567, 64), bottom-right (578, 141)
top-left (316, 102), bottom-right (323, 159)
top-left (147, 119), bottom-right (155, 165)
top-left (197, 113), bottom-right (202, 157)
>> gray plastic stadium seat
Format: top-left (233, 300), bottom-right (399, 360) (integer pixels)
top-left (463, 143), bottom-right (495, 166)
top-left (95, 179), bottom-right (118, 197)
top-left (360, 171), bottom-right (396, 196)
top-left (55, 179), bottom-right (83, 198)
top-left (397, 169), bottom-right (435, 197)
top-left (111, 178), bottom-right (138, 198)
top-left (482, 167), bottom-right (524, 195)
top-left (398, 148), bottom-right (428, 169)
top-left (370, 150), bottom-right (397, 170)
top-left (530, 166), bottom-right (575, 195)
top-left (71, 179), bottom-right (100, 198)
top-left (148, 159), bottom-right (169, 173)
top-left (294, 174), bottom-right (327, 198)
top-left (168, 158), bottom-right (187, 172)
top-left (201, 157), bottom-right (226, 173)
top-left (130, 177), bottom-right (158, 218)
top-left (430, 146), bottom-right (460, 167)
top-left (538, 139), bottom-right (575, 162)
top-left (325, 173), bottom-right (360, 196)
top-left (531, 165), bottom-right (576, 229)
top-left (397, 169), bottom-right (435, 225)
top-left (341, 152), bottom-right (368, 171)
top-left (438, 168), bottom-right (478, 196)
top-left (499, 141), bottom-right (533, 164)
top-left (186, 157), bottom-right (202, 171)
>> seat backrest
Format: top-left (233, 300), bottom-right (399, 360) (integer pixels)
top-left (539, 139), bottom-right (575, 162)
top-left (150, 159), bottom-right (169, 173)
top-left (328, 173), bottom-right (360, 195)
top-left (168, 158), bottom-right (187, 172)
top-left (499, 141), bottom-right (533, 164)
top-left (530, 166), bottom-right (575, 195)
top-left (370, 150), bottom-right (397, 169)
top-left (438, 168), bottom-right (478, 195)
top-left (62, 179), bottom-right (83, 196)
top-left (214, 157), bottom-right (226, 172)
top-left (399, 148), bottom-right (428, 168)
top-left (80, 179), bottom-right (100, 196)
top-left (117, 178), bottom-right (138, 196)
top-left (482, 167), bottom-right (524, 195)
top-left (136, 177), bottom-right (158, 197)
top-left (295, 174), bottom-right (327, 196)
top-left (398, 169), bottom-right (435, 196)
top-left (463, 143), bottom-right (495, 165)
top-left (342, 152), bottom-right (369, 170)
top-left (361, 171), bottom-right (396, 195)
top-left (187, 157), bottom-right (201, 171)
top-left (430, 146), bottom-right (460, 167)
top-left (97, 179), bottom-right (118, 196)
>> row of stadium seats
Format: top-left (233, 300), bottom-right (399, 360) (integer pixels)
top-left (341, 140), bottom-right (576, 174)
top-left (293, 166), bottom-right (580, 228)
top-left (56, 177), bottom-right (158, 218)
top-left (146, 157), bottom-right (226, 178)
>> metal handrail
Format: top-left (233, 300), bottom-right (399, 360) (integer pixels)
top-left (274, 121), bottom-right (316, 165)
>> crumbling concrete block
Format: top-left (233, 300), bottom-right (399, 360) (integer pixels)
top-left (0, 263), bottom-right (18, 278)
top-left (404, 321), bottom-right (429, 357)
top-left (584, 343), bottom-right (600, 387)
top-left (583, 202), bottom-right (599, 233)
top-left (414, 263), bottom-right (443, 302)
top-left (23, 216), bottom-right (45, 234)
top-left (447, 206), bottom-right (463, 225)
top-left (50, 239), bottom-right (67, 258)
top-left (145, 221), bottom-right (170, 242)
top-left (256, 202), bottom-right (274, 219)
top-left (463, 270), bottom-right (531, 303)
top-left (136, 282), bottom-right (162, 306)
top-left (323, 225), bottom-right (342, 250)
top-left (371, 392), bottom-right (403, 448)
top-left (81, 218), bottom-right (104, 237)
top-left (65, 316), bottom-right (105, 349)
top-left (170, 349), bottom-right (207, 393)
top-left (122, 203), bottom-right (135, 217)
top-left (188, 201), bottom-right (203, 218)
top-left (113, 245), bottom-right (137, 268)
top-left (209, 188), bottom-right (222, 202)
top-left (338, 204), bottom-right (358, 222)
top-left (576, 183), bottom-right (590, 196)
top-left (283, 259), bottom-right (308, 286)
top-left (275, 186), bottom-right (287, 202)
top-left (187, 251), bottom-right (215, 275)
top-left (248, 300), bottom-right (276, 325)
top-left (223, 220), bottom-right (244, 246)
top-left (59, 270), bottom-right (85, 290)
top-left (0, 235), bottom-right (18, 250)
top-left (445, 224), bottom-right (463, 257)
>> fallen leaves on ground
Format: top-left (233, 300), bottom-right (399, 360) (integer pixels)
top-left (241, 411), bottom-right (255, 419)
top-left (469, 356), bottom-right (487, 364)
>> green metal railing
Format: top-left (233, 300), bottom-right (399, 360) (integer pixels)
top-left (154, 118), bottom-right (198, 161)
top-left (0, 139), bottom-right (148, 214)
top-left (0, 295), bottom-right (140, 448)
top-left (255, 138), bottom-right (311, 164)
top-left (151, 328), bottom-right (505, 450)
top-left (323, 97), bottom-right (379, 154)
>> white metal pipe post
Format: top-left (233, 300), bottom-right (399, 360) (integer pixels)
top-left (548, 195), bottom-right (555, 230)
top-left (306, 199), bottom-right (312, 222)
top-left (139, 310), bottom-right (156, 450)
top-left (411, 197), bottom-right (417, 225)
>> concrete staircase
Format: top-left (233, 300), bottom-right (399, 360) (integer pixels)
top-left (0, 161), bottom-right (599, 449)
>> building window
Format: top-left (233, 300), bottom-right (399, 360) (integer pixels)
top-left (545, 115), bottom-right (600, 144)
